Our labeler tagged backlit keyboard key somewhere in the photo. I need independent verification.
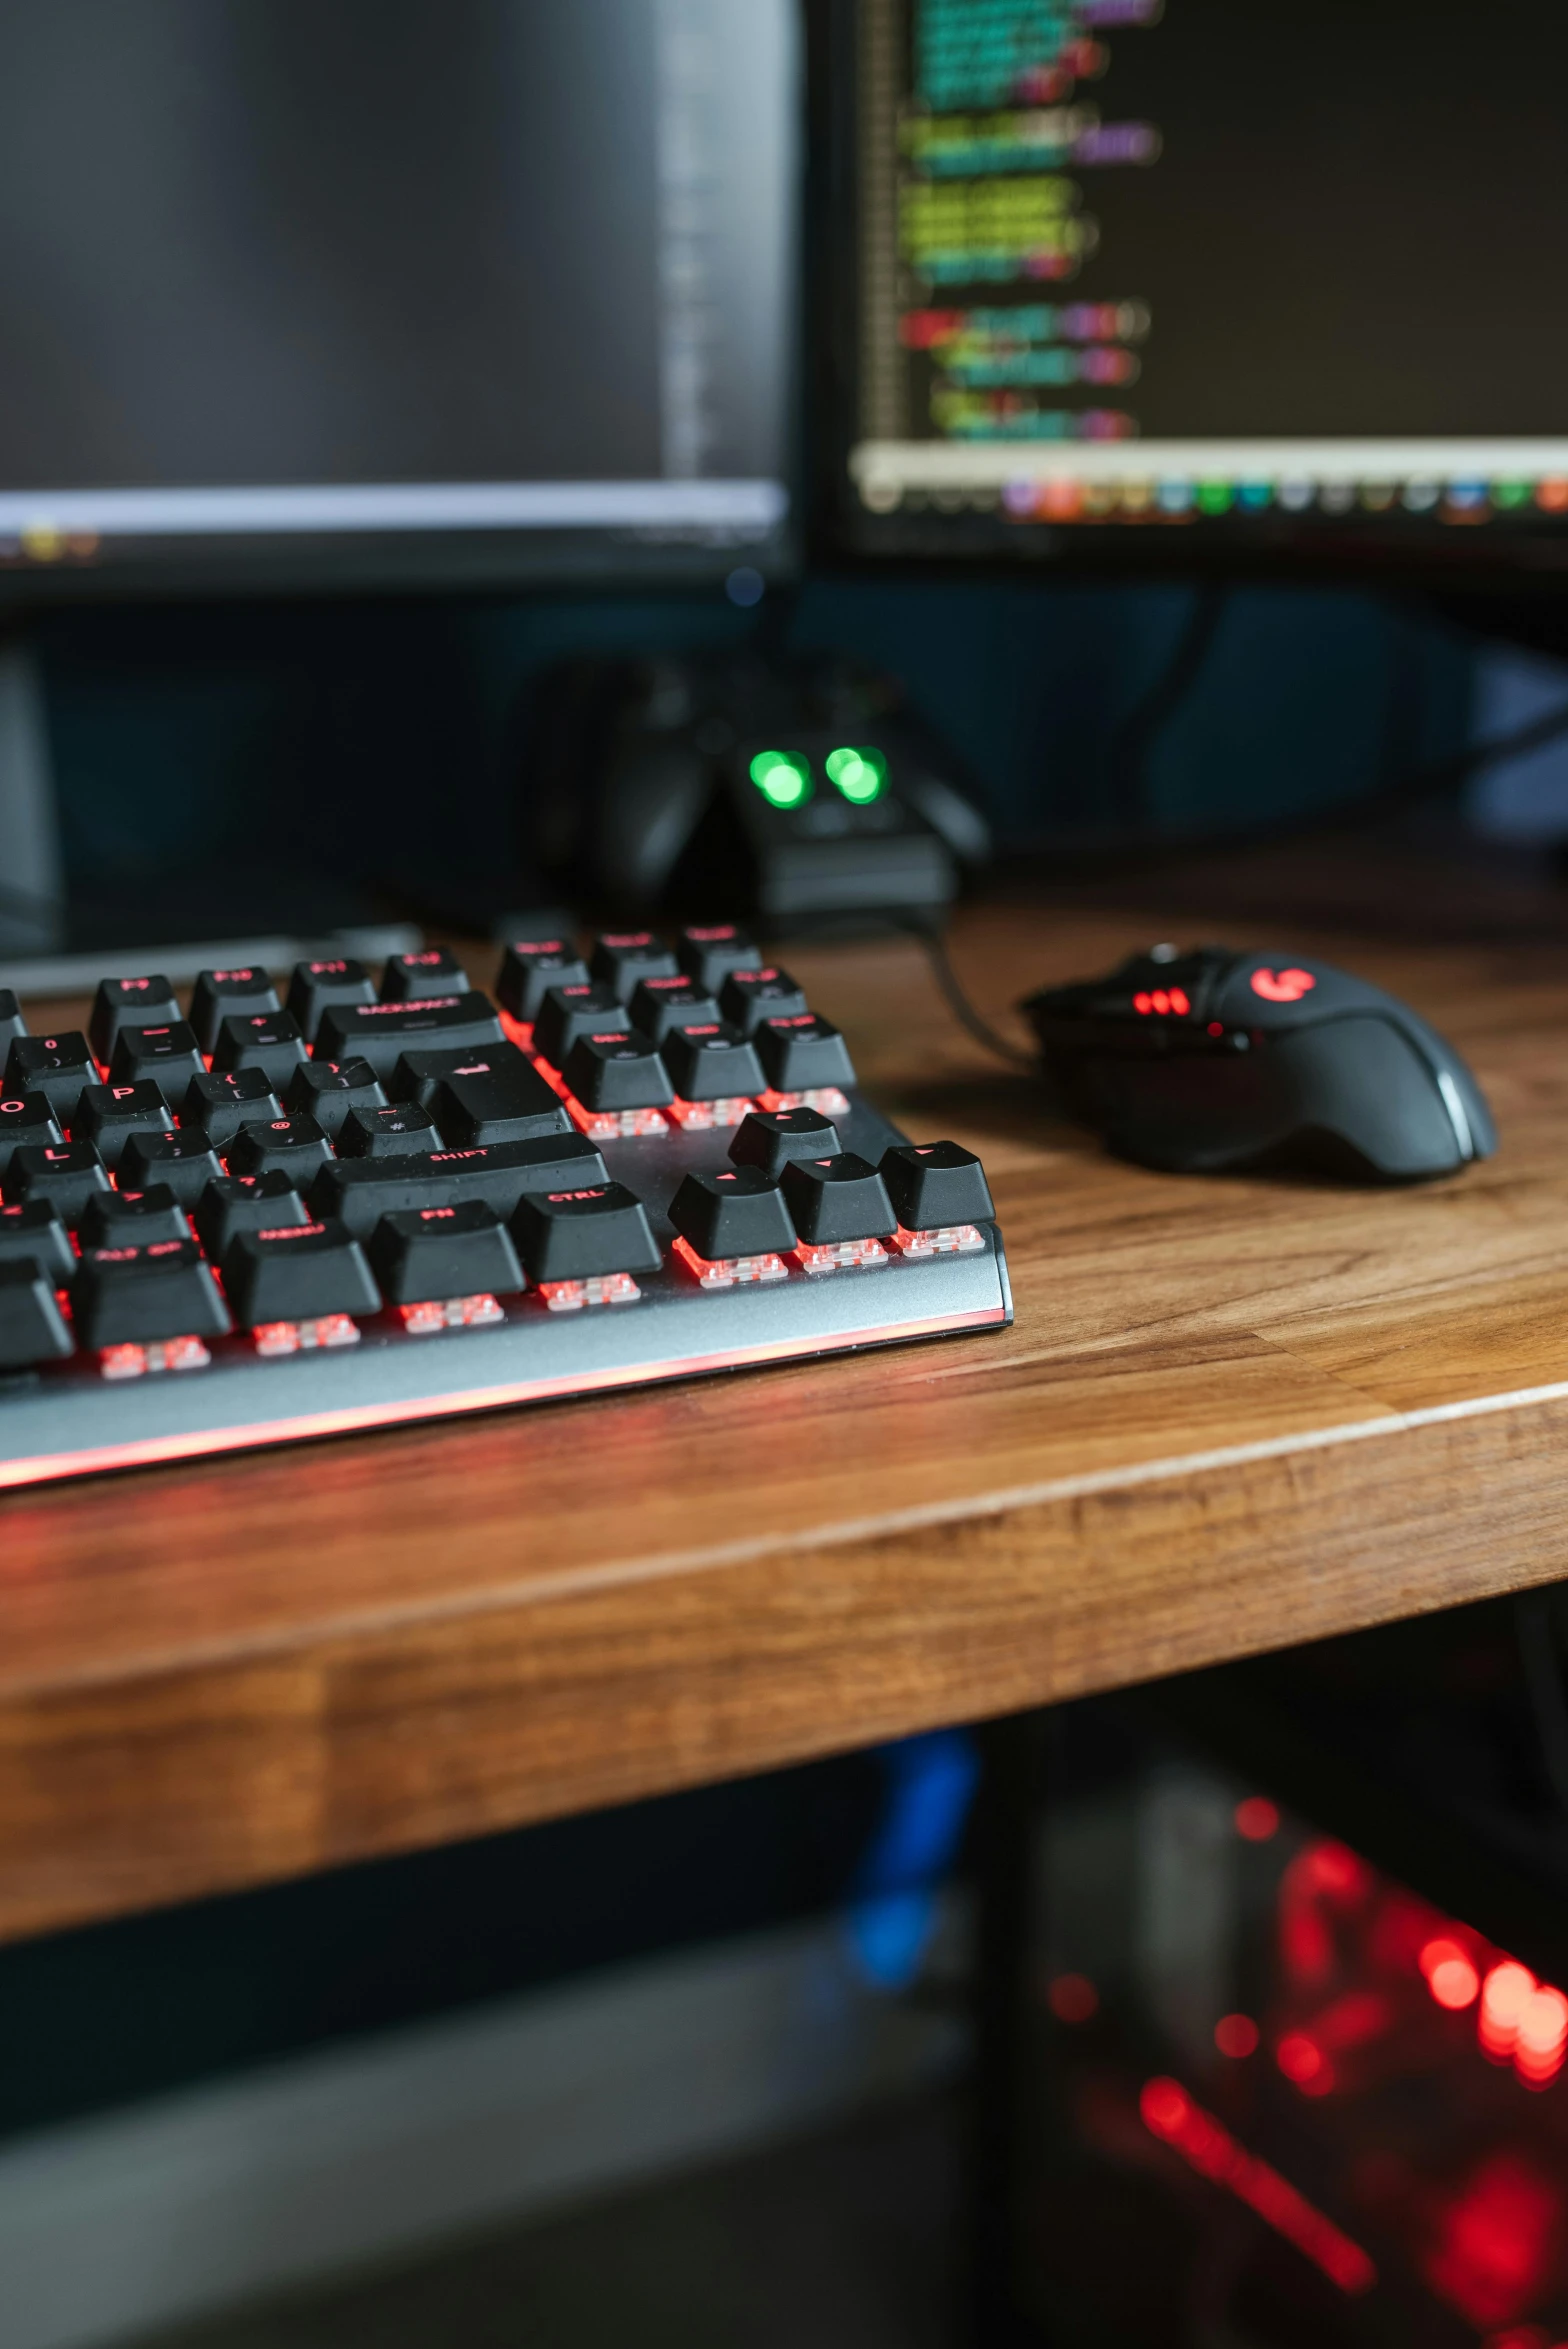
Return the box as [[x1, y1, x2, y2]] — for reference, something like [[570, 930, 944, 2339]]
[[661, 1023, 764, 1105], [0, 1093, 62, 1178], [560, 1033, 675, 1114], [878, 1141, 995, 1233], [779, 1153, 896, 1246], [0, 990, 24, 1044], [74, 1081, 176, 1170], [719, 967, 808, 1034], [72, 1238, 231, 1351], [728, 1106, 842, 1179], [0, 1261, 73, 1369], [88, 976, 180, 1061], [118, 1129, 226, 1206], [194, 1171, 309, 1261], [211, 1010, 309, 1088], [80, 1185, 190, 1248], [677, 924, 761, 992], [495, 939, 589, 1025], [629, 976, 722, 1043], [108, 1021, 205, 1088], [283, 1057, 387, 1136], [756, 1014, 855, 1095], [189, 968, 280, 1053], [181, 1067, 283, 1145], [286, 957, 375, 1042], [6, 1141, 112, 1225], [313, 993, 503, 1079], [368, 1200, 523, 1308], [533, 984, 631, 1069], [222, 1219, 380, 1333], [511, 1181, 661, 1284], [309, 1133, 609, 1237], [3, 1032, 94, 1120], [336, 1103, 441, 1159], [381, 947, 468, 1001], [589, 931, 678, 1000], [668, 1167, 794, 1262], [0, 1200, 74, 1284], [226, 1115, 335, 1182], [427, 1055, 576, 1145]]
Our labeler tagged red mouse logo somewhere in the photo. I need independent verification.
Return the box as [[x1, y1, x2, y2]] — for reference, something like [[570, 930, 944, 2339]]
[[1250, 966, 1316, 1004]]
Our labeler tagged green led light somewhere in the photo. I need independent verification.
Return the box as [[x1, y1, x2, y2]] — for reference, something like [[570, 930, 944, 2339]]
[[749, 750, 813, 809], [1196, 480, 1233, 515], [824, 745, 888, 804]]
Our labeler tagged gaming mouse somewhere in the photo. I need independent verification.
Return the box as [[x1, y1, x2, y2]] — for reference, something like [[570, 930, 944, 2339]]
[[1020, 944, 1496, 1181]]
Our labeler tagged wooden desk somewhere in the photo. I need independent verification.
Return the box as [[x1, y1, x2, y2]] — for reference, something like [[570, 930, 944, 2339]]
[[4, 905, 1567, 1946]]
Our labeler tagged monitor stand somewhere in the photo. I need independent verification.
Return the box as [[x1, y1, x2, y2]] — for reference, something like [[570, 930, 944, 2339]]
[[0, 637, 66, 957]]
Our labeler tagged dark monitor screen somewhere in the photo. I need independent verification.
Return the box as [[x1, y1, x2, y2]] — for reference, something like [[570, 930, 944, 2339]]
[[814, 0, 1568, 578], [0, 0, 796, 596]]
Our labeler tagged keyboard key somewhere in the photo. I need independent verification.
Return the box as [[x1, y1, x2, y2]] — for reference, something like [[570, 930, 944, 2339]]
[[286, 957, 375, 1042], [392, 1041, 567, 1127], [194, 1171, 309, 1261], [181, 1067, 283, 1145], [3, 1032, 95, 1120], [729, 1106, 842, 1179], [0, 1260, 73, 1369], [80, 1185, 190, 1248], [6, 1141, 112, 1225], [222, 1219, 381, 1331], [677, 924, 761, 992], [589, 931, 678, 1000], [380, 946, 468, 1001], [73, 1081, 176, 1170], [0, 1092, 63, 1178], [879, 1142, 995, 1232], [72, 1238, 231, 1350], [719, 967, 809, 1034], [88, 975, 180, 1061], [283, 1057, 387, 1136], [368, 1201, 524, 1306], [756, 1014, 856, 1094], [629, 976, 722, 1043], [661, 1023, 765, 1103], [511, 1181, 661, 1283], [313, 993, 503, 1079], [533, 983, 631, 1068], [108, 1020, 205, 1089], [427, 1054, 576, 1144], [118, 1129, 226, 1206], [0, 1200, 74, 1284], [211, 1010, 309, 1088], [226, 1115, 335, 1182], [495, 939, 589, 1025], [779, 1153, 896, 1245], [189, 968, 280, 1053], [337, 1103, 440, 1159], [0, 989, 26, 1043], [311, 1132, 608, 1237], [668, 1167, 795, 1262], [560, 1033, 675, 1113]]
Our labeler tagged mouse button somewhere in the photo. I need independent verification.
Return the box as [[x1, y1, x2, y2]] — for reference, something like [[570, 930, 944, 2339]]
[[1211, 954, 1381, 1028], [1270, 1016, 1464, 1178]]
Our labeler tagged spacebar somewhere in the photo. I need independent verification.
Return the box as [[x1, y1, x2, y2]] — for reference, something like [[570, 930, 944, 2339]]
[[308, 1134, 609, 1237]]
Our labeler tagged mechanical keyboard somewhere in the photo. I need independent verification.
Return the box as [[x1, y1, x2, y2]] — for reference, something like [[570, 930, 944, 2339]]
[[0, 922, 1012, 1489]]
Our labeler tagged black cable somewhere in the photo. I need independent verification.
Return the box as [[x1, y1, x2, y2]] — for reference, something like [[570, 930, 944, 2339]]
[[1106, 583, 1229, 829], [893, 914, 1038, 1071]]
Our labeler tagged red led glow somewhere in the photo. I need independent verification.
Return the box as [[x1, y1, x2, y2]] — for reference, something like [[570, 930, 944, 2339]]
[[1214, 2012, 1259, 2058], [1234, 1795, 1279, 1840], [1420, 1937, 1482, 2011], [1139, 2077, 1375, 2295], [1276, 2030, 1334, 2095], [1133, 986, 1191, 1017], [1250, 966, 1316, 1004], [670, 1235, 787, 1290], [1047, 1973, 1098, 2023], [1424, 2151, 1562, 2327], [1481, 1963, 1537, 2064]]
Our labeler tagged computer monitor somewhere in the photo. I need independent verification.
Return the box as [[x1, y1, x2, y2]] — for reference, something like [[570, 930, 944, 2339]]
[[0, 0, 797, 602], [809, 0, 1568, 581]]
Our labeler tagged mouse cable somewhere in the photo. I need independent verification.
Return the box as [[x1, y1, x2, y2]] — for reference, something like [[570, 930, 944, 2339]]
[[891, 913, 1039, 1071]]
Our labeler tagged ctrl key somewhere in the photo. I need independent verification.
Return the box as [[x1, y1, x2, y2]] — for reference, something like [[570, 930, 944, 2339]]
[[511, 1181, 660, 1307], [0, 1260, 73, 1370], [223, 1218, 381, 1353]]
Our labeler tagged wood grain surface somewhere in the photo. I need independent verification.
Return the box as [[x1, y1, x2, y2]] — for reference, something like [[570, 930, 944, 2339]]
[[4, 902, 1568, 1943]]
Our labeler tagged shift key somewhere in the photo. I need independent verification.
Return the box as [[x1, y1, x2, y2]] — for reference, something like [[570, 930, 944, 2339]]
[[308, 1132, 608, 1236]]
